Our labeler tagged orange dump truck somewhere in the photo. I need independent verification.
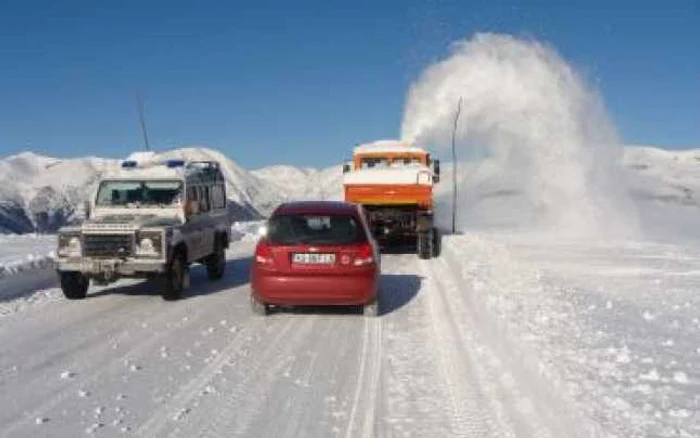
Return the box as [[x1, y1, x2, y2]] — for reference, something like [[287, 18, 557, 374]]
[[342, 140, 441, 259]]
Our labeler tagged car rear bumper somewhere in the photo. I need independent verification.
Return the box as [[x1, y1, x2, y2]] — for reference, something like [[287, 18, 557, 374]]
[[252, 271, 378, 306]]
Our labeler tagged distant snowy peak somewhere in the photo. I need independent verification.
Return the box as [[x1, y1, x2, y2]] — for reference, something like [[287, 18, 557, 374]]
[[252, 164, 344, 202]]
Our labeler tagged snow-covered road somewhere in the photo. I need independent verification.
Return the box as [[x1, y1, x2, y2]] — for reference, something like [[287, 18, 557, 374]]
[[1, 234, 698, 437]]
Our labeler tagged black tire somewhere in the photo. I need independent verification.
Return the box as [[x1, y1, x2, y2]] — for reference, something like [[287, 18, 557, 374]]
[[417, 230, 433, 259], [432, 227, 442, 258], [60, 272, 89, 300], [206, 241, 226, 281], [250, 293, 269, 316], [160, 252, 188, 301]]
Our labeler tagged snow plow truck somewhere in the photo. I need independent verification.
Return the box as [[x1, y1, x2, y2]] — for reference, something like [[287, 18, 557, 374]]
[[342, 140, 441, 259]]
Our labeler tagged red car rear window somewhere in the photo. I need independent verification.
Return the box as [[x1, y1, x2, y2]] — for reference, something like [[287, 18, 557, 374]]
[[267, 214, 367, 245]]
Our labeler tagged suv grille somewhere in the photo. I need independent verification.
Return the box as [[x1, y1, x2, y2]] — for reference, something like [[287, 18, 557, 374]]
[[83, 234, 135, 258]]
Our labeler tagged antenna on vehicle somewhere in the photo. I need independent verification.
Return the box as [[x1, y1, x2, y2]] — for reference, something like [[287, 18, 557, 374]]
[[451, 97, 463, 235], [136, 90, 151, 151]]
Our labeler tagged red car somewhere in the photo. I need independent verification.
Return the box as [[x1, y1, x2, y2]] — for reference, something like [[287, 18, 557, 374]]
[[250, 201, 380, 316]]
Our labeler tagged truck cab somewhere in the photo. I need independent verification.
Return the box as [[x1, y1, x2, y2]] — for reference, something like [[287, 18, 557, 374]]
[[342, 140, 441, 258], [56, 152, 232, 300]]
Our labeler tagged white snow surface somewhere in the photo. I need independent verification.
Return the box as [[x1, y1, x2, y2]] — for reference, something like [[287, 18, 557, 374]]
[[1, 228, 699, 437], [353, 139, 427, 154]]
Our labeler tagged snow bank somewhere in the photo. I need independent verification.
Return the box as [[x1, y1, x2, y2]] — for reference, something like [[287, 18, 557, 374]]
[[441, 232, 700, 437], [0, 234, 57, 300]]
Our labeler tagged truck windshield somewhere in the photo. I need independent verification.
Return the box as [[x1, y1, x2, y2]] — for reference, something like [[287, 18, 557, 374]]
[[389, 157, 423, 167], [267, 214, 367, 245], [95, 180, 183, 207], [360, 157, 423, 168], [360, 158, 389, 169]]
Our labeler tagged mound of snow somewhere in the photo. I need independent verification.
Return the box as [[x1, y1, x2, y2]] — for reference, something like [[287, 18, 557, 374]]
[[252, 164, 343, 202]]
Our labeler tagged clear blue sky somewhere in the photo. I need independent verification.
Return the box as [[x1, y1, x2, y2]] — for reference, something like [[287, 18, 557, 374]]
[[0, 0, 697, 168]]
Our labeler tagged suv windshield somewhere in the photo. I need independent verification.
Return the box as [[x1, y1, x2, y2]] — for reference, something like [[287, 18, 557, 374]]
[[267, 214, 366, 245], [96, 180, 183, 207]]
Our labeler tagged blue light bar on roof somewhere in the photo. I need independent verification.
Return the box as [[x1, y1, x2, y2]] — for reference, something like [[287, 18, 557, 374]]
[[164, 159, 186, 168], [121, 160, 138, 168]]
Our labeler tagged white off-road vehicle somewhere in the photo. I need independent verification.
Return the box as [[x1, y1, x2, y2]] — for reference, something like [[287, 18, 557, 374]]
[[56, 152, 232, 300]]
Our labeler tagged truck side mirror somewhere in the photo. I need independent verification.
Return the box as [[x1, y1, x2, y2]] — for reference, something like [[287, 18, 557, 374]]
[[84, 200, 92, 220], [342, 162, 352, 173], [433, 159, 441, 183]]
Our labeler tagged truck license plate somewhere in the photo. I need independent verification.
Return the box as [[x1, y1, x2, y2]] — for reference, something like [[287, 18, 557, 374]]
[[292, 253, 335, 265]]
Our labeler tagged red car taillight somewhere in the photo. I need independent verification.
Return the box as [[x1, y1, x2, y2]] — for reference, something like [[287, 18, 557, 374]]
[[353, 243, 375, 267], [255, 241, 275, 265]]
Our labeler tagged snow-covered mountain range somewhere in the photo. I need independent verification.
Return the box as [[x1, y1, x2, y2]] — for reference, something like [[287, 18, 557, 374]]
[[0, 147, 343, 234], [0, 145, 699, 234]]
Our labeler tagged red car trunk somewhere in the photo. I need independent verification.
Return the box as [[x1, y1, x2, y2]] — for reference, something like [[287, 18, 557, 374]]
[[251, 202, 379, 307]]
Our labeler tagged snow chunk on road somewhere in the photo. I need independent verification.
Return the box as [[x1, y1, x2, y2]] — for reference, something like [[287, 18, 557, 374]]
[[673, 371, 689, 384]]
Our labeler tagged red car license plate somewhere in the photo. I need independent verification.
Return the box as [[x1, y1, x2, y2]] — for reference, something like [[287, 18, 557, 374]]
[[292, 253, 335, 264]]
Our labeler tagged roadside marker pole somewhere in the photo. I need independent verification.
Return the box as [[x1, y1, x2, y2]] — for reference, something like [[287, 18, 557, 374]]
[[451, 97, 463, 235]]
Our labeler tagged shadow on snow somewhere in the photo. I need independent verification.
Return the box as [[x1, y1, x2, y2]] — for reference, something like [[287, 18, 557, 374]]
[[86, 255, 252, 300], [269, 273, 422, 317]]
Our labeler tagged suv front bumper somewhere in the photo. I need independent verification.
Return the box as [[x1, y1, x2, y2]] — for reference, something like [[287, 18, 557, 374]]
[[57, 257, 167, 277]]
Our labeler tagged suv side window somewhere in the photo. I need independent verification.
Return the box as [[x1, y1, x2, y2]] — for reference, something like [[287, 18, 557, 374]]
[[187, 185, 199, 214], [198, 186, 210, 213], [212, 184, 225, 209]]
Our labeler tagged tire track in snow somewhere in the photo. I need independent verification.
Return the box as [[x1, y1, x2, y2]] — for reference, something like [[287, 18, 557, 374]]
[[1, 283, 228, 437], [428, 240, 599, 437], [162, 316, 316, 438], [135, 314, 276, 437], [343, 313, 382, 438], [418, 258, 503, 437]]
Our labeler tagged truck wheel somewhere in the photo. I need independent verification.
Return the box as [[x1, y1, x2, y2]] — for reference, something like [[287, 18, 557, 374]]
[[417, 230, 433, 259], [206, 241, 226, 281], [250, 293, 269, 316], [160, 252, 188, 301], [60, 272, 89, 300], [432, 227, 442, 258]]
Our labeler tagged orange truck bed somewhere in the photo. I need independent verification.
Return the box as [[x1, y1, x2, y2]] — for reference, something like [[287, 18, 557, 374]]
[[344, 184, 433, 210]]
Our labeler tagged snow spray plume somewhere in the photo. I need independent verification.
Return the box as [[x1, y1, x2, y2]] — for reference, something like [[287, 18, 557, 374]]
[[402, 33, 635, 237]]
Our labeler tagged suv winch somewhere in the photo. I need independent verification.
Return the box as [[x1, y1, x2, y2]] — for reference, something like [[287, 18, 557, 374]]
[[56, 152, 232, 300]]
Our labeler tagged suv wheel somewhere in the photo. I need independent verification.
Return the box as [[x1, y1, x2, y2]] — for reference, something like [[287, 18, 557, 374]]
[[60, 272, 89, 299], [250, 293, 269, 316], [160, 252, 188, 301], [206, 241, 226, 281]]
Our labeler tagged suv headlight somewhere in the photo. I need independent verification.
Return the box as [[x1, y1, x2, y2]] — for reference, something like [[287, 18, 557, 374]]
[[136, 232, 163, 258], [58, 233, 82, 258]]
